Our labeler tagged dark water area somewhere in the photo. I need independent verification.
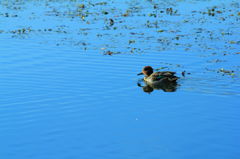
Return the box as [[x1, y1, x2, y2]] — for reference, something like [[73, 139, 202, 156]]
[[0, 0, 240, 158]]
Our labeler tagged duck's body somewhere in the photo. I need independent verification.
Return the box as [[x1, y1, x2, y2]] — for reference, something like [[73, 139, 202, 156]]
[[138, 66, 179, 84], [144, 71, 178, 83]]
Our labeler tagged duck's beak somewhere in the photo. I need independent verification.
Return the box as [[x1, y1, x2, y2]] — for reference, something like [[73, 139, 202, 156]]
[[137, 72, 143, 75]]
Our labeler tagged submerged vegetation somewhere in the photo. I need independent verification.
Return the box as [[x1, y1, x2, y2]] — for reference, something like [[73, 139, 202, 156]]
[[0, 0, 239, 78]]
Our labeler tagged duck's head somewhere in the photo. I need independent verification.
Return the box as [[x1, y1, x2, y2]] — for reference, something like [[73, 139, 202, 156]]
[[138, 66, 154, 77]]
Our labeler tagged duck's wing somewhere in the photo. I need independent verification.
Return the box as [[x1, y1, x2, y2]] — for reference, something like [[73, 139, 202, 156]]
[[151, 71, 178, 82], [154, 71, 176, 77]]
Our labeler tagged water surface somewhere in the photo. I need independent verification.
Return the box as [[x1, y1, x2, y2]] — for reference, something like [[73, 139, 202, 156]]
[[0, 0, 240, 158]]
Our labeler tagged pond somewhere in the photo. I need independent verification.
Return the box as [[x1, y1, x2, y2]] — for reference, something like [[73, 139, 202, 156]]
[[0, 0, 240, 158]]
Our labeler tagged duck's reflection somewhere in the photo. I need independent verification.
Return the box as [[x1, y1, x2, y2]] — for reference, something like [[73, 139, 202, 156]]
[[137, 80, 178, 93]]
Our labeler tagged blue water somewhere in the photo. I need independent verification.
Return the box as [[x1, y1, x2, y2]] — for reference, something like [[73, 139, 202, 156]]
[[0, 0, 240, 158]]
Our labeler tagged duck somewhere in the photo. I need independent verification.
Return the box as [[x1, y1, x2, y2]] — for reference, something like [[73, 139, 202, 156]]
[[137, 66, 179, 84]]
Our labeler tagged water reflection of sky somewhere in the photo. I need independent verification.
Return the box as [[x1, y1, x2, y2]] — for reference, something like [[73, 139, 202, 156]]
[[0, 0, 240, 159]]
